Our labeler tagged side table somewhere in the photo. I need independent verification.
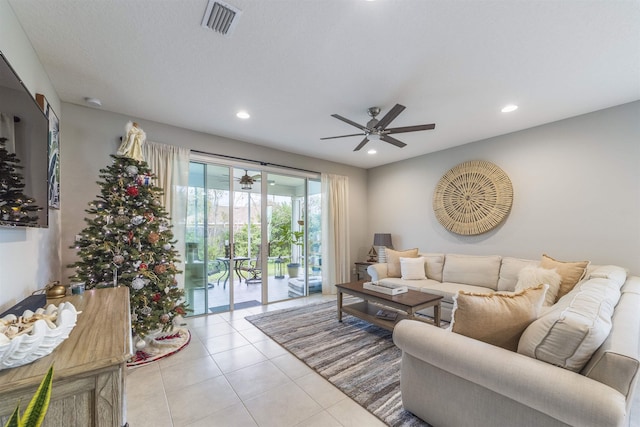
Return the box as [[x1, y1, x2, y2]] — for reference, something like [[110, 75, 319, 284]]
[[355, 261, 373, 281]]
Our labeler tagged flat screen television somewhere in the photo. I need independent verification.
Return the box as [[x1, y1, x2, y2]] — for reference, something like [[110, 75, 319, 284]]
[[0, 50, 49, 228]]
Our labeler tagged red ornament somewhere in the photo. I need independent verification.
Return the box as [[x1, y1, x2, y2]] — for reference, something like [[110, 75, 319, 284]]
[[152, 293, 162, 302], [175, 307, 186, 315], [154, 264, 167, 274], [126, 186, 139, 197], [139, 262, 148, 270]]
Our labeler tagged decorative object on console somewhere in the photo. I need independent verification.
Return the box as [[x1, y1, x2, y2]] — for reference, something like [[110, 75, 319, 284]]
[[366, 246, 377, 262], [373, 233, 393, 263], [449, 283, 548, 351], [433, 160, 513, 235], [0, 302, 79, 370]]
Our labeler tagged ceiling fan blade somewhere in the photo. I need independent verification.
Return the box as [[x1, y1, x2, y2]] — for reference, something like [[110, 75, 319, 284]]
[[386, 123, 436, 134], [320, 133, 365, 140], [381, 134, 407, 148], [331, 114, 368, 132], [353, 137, 370, 151], [374, 104, 406, 130]]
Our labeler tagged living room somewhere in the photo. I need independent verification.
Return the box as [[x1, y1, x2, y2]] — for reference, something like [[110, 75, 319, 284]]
[[1, 1, 639, 426]]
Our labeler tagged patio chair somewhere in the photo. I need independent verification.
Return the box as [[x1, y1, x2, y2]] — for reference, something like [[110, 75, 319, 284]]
[[239, 249, 262, 284]]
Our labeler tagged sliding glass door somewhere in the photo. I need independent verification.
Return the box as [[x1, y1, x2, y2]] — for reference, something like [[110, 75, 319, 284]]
[[185, 160, 322, 316]]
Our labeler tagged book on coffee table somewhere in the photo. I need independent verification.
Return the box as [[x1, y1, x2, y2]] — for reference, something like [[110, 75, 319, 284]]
[[363, 281, 408, 295], [375, 309, 398, 321]]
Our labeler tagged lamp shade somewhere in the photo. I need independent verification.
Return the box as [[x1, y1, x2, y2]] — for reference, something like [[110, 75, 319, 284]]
[[373, 233, 392, 248]]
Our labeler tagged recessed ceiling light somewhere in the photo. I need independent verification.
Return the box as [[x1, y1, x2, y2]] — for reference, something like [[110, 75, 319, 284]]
[[367, 149, 377, 155], [236, 110, 250, 119], [501, 104, 518, 113]]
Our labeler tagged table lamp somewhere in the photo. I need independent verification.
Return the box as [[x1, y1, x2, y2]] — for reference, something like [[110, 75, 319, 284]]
[[373, 233, 393, 263]]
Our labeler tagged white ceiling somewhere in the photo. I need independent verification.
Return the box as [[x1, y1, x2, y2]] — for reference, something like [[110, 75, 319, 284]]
[[8, 0, 640, 169]]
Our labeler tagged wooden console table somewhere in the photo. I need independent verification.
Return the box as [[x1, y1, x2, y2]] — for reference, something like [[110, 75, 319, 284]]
[[0, 287, 132, 427]]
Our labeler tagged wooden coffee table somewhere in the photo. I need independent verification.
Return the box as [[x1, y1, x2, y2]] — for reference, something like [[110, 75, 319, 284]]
[[335, 280, 443, 330]]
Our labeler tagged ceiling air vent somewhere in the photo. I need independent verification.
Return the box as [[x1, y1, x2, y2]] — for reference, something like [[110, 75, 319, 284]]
[[201, 0, 242, 37]]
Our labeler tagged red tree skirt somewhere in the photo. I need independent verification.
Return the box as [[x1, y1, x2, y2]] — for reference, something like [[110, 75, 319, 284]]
[[127, 328, 191, 367]]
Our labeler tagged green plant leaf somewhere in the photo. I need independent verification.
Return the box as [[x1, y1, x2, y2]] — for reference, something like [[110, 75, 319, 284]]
[[3, 405, 21, 427], [20, 366, 54, 427]]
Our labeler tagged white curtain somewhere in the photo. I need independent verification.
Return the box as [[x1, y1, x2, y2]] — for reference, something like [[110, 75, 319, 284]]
[[142, 141, 190, 288], [321, 173, 350, 295], [0, 113, 15, 153]]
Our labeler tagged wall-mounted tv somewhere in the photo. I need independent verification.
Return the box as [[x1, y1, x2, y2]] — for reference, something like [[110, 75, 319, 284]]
[[0, 50, 49, 228]]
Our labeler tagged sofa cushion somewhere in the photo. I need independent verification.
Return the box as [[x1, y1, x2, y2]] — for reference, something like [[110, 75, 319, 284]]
[[400, 257, 427, 280], [515, 265, 562, 306], [418, 252, 445, 282], [386, 248, 419, 278], [449, 284, 547, 351], [586, 265, 628, 287], [442, 254, 502, 290], [540, 254, 589, 301], [420, 282, 497, 304], [518, 277, 621, 372], [497, 257, 538, 291]]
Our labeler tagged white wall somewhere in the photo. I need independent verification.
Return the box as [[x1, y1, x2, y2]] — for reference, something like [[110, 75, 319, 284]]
[[367, 101, 640, 274], [60, 103, 369, 282], [0, 0, 61, 312]]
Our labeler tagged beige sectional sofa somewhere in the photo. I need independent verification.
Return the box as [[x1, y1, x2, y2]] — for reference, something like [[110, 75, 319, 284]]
[[368, 253, 640, 427]]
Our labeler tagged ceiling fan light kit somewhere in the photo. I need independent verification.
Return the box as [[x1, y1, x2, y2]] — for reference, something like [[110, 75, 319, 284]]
[[321, 104, 435, 152]]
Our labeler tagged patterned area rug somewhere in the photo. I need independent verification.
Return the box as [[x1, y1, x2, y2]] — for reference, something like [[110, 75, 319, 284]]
[[246, 300, 437, 427], [127, 328, 191, 368]]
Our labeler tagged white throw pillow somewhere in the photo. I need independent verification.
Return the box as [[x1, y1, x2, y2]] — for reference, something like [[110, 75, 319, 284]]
[[400, 257, 427, 280], [515, 265, 562, 306]]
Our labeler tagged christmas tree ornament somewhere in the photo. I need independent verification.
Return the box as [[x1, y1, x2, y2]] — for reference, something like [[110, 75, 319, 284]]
[[163, 243, 172, 251], [160, 314, 170, 324], [125, 165, 139, 176], [126, 186, 139, 197], [113, 255, 125, 265], [154, 264, 166, 275], [131, 277, 146, 290], [131, 215, 145, 225], [115, 215, 129, 226], [148, 232, 160, 244]]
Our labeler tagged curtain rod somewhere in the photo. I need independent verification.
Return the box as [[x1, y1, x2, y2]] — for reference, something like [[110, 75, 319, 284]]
[[190, 149, 320, 175]]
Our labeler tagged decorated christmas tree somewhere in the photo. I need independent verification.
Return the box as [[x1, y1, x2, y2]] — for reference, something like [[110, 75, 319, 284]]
[[0, 137, 41, 224], [69, 126, 187, 341]]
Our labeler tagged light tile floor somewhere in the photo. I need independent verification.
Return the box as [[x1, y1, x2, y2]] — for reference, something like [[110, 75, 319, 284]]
[[126, 294, 387, 427]]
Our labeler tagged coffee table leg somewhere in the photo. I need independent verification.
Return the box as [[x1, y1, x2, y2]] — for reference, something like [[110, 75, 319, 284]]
[[434, 303, 441, 327], [337, 290, 343, 322]]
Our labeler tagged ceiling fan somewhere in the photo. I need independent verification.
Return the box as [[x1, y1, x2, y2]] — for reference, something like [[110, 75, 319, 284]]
[[236, 170, 260, 190], [321, 104, 435, 151]]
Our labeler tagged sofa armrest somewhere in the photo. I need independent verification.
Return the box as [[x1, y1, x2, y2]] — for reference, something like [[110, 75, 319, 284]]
[[367, 263, 388, 281], [393, 320, 627, 427]]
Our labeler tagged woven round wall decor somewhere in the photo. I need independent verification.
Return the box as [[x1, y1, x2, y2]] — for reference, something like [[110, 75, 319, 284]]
[[433, 160, 513, 235]]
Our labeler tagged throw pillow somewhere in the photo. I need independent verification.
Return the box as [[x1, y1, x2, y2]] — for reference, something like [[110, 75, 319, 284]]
[[449, 284, 548, 351], [515, 265, 562, 306], [540, 254, 589, 302], [386, 248, 419, 278], [400, 257, 427, 280]]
